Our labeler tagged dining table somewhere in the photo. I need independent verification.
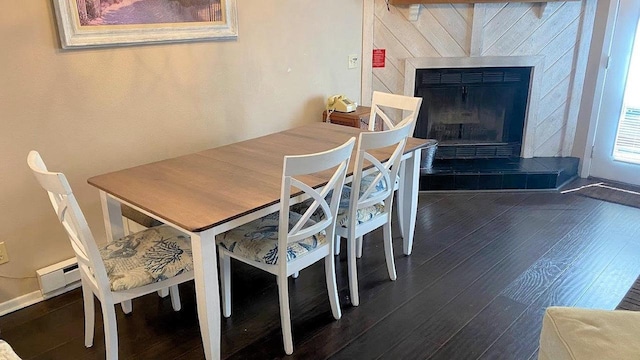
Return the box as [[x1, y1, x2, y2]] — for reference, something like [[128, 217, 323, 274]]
[[87, 121, 434, 359]]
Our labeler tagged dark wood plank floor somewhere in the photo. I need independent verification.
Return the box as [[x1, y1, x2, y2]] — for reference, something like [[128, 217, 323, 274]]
[[3, 187, 640, 359]]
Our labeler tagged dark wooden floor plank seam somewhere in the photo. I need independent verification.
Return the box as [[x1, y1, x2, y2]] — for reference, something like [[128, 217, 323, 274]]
[[1, 294, 84, 333], [426, 198, 609, 360], [395, 196, 597, 358], [477, 201, 640, 359], [330, 194, 561, 359], [285, 193, 535, 359], [500, 199, 614, 303], [427, 296, 528, 360], [572, 217, 640, 310], [326, 195, 540, 356], [376, 194, 596, 359], [573, 241, 640, 309]]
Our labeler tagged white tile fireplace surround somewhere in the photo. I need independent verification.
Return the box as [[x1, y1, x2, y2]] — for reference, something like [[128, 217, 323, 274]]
[[404, 56, 544, 158]]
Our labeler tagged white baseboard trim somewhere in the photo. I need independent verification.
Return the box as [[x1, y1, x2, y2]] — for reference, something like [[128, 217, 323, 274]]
[[0, 291, 44, 317]]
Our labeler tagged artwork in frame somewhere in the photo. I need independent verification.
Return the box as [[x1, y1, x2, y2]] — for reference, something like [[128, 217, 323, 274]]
[[53, 0, 238, 49]]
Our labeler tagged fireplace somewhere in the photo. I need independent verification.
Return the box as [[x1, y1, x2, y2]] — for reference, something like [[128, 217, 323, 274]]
[[402, 56, 579, 191], [413, 66, 532, 159]]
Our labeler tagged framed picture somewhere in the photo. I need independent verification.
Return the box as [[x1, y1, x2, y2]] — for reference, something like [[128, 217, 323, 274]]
[[53, 0, 238, 49]]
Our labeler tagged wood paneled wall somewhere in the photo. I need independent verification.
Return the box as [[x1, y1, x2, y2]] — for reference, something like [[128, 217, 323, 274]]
[[364, 0, 596, 157]]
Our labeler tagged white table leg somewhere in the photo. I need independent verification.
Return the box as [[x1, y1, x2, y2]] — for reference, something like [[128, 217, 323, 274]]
[[396, 161, 406, 239], [190, 228, 221, 360], [400, 149, 421, 255], [99, 191, 125, 242]]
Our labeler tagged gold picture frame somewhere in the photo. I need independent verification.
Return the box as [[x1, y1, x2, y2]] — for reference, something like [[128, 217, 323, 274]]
[[53, 0, 238, 49]]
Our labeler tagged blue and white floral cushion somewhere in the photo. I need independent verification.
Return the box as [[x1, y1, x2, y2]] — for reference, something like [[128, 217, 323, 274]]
[[360, 172, 400, 193], [99, 225, 193, 292], [290, 185, 385, 227], [359, 172, 389, 194], [336, 186, 385, 227], [216, 212, 326, 265]]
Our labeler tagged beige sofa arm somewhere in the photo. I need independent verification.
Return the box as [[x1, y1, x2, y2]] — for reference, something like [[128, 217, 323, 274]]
[[539, 306, 640, 360]]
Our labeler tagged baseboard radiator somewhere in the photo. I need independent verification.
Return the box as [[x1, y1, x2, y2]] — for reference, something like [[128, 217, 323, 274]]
[[36, 258, 81, 299]]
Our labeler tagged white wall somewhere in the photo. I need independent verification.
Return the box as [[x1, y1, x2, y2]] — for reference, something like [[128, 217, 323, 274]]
[[0, 1, 363, 304]]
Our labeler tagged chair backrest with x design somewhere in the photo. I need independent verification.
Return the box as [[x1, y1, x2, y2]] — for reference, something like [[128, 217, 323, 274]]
[[368, 91, 422, 133], [276, 137, 356, 272], [28, 151, 111, 295], [216, 137, 356, 355], [349, 118, 413, 229]]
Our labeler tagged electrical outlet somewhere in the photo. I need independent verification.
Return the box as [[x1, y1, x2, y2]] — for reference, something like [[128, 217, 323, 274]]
[[0, 242, 8, 264], [348, 54, 358, 69]]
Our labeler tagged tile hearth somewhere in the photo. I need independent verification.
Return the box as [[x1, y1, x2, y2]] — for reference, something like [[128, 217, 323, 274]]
[[420, 157, 579, 191]]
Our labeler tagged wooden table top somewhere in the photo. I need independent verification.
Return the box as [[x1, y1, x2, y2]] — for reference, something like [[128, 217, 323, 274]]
[[88, 122, 434, 233]]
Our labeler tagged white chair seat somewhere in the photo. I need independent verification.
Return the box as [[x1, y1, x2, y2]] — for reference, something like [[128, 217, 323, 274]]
[[100, 225, 193, 291], [217, 212, 327, 265]]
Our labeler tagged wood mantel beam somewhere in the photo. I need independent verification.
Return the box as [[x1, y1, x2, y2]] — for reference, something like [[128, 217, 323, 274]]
[[397, 0, 576, 20], [390, 0, 579, 3]]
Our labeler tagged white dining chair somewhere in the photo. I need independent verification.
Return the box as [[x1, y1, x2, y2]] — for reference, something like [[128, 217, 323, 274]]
[[368, 91, 422, 133], [335, 118, 414, 306], [216, 137, 356, 355], [369, 91, 423, 254], [336, 91, 423, 257], [27, 151, 194, 360]]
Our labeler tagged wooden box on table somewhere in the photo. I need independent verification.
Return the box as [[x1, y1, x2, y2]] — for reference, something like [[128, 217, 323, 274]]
[[323, 106, 382, 131]]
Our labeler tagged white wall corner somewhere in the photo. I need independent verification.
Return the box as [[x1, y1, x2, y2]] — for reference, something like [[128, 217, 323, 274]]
[[361, 0, 375, 105], [562, 0, 599, 158]]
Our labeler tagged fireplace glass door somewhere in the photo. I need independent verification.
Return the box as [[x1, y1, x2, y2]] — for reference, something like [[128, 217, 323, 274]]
[[414, 67, 532, 159]]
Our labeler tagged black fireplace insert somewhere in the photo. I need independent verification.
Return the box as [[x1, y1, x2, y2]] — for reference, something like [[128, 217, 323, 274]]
[[413, 66, 532, 159]]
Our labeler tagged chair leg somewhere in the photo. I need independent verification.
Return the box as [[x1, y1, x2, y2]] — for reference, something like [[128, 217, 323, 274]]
[[334, 235, 341, 256], [277, 275, 294, 355], [356, 236, 363, 259], [81, 282, 95, 348], [157, 288, 169, 298], [101, 300, 119, 360], [324, 255, 342, 320], [219, 249, 232, 318], [169, 285, 181, 311], [396, 162, 406, 239], [120, 300, 132, 314], [383, 223, 397, 281], [347, 234, 360, 306]]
